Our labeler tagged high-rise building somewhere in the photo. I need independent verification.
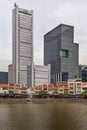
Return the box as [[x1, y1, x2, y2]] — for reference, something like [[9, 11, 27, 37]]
[[44, 24, 79, 83], [8, 64, 13, 84], [27, 63, 51, 87], [12, 4, 33, 85], [79, 65, 87, 82]]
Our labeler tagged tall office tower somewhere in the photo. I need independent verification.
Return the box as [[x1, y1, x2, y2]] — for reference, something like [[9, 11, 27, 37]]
[[79, 65, 87, 82], [44, 24, 79, 83], [8, 64, 13, 84], [12, 4, 33, 85]]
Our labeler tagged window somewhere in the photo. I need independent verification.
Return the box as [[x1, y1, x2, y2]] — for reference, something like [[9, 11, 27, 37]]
[[70, 91, 74, 94], [60, 49, 69, 58], [77, 83, 81, 86], [70, 87, 73, 90], [69, 83, 73, 86], [62, 72, 68, 81]]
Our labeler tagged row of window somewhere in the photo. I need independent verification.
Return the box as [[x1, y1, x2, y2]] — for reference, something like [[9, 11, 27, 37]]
[[18, 13, 32, 30]]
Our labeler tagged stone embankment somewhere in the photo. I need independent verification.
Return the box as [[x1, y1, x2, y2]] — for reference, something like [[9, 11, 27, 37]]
[[0, 98, 28, 104], [31, 98, 87, 103], [0, 98, 87, 104]]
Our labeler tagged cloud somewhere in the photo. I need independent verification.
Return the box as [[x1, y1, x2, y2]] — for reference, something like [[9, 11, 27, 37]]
[[0, 0, 87, 71], [33, 0, 87, 65], [0, 59, 11, 71]]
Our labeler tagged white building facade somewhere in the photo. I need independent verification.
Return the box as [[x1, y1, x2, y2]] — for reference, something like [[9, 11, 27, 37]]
[[27, 63, 51, 87], [68, 78, 82, 95], [12, 5, 33, 85]]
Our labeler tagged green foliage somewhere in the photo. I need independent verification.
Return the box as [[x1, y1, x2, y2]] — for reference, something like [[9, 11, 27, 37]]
[[35, 91, 39, 95], [53, 91, 58, 95], [38, 90, 46, 95], [82, 90, 87, 95]]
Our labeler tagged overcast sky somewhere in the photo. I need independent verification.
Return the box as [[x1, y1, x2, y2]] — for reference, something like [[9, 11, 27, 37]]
[[0, 0, 87, 71]]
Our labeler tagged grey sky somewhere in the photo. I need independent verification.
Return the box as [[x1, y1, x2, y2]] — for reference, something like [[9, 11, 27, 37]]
[[0, 0, 87, 71]]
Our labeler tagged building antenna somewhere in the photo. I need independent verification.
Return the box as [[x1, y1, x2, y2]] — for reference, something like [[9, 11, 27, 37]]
[[14, 3, 18, 7]]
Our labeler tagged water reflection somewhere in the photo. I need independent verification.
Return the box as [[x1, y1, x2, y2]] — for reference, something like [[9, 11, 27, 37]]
[[0, 102, 87, 130]]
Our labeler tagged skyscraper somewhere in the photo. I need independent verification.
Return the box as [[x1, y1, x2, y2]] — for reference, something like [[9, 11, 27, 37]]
[[44, 24, 79, 83], [8, 64, 13, 84], [79, 65, 87, 82], [12, 4, 33, 84]]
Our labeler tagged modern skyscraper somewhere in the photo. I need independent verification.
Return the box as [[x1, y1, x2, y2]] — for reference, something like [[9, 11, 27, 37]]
[[12, 4, 33, 85], [8, 64, 13, 84], [44, 24, 79, 83], [79, 65, 87, 82]]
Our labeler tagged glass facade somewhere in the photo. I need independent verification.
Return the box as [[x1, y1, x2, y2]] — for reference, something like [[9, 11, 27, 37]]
[[62, 72, 68, 81], [0, 72, 8, 84], [44, 24, 79, 83], [62, 50, 69, 58]]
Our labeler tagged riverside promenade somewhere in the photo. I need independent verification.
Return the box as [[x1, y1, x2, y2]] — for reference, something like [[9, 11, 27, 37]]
[[0, 97, 87, 104], [0, 98, 28, 104]]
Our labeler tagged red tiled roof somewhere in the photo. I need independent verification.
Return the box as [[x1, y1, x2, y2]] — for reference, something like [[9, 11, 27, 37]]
[[0, 84, 14, 88], [63, 85, 68, 90], [48, 87, 54, 90], [30, 87, 35, 90], [30, 84, 68, 91], [43, 84, 47, 89], [35, 85, 43, 89], [82, 82, 87, 86]]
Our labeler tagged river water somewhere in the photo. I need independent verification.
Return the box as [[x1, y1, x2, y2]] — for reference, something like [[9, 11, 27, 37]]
[[0, 101, 87, 130]]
